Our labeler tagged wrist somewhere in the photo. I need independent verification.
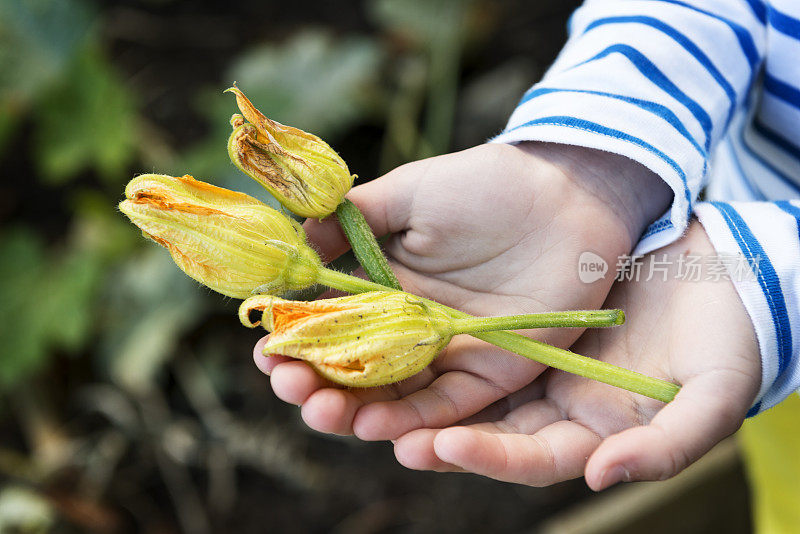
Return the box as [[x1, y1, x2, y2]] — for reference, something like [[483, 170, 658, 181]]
[[517, 142, 672, 250]]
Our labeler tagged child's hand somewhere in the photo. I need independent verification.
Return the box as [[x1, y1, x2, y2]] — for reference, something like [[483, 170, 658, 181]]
[[256, 142, 671, 440], [390, 221, 761, 489]]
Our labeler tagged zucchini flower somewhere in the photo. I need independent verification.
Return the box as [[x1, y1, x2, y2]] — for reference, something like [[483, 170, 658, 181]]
[[119, 173, 322, 299], [226, 84, 354, 218], [240, 291, 453, 387]]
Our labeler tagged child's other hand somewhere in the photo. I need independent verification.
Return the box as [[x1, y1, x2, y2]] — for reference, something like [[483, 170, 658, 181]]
[[392, 221, 760, 489], [257, 142, 671, 441]]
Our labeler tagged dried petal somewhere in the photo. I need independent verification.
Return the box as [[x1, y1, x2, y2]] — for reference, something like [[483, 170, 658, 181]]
[[226, 84, 354, 218]]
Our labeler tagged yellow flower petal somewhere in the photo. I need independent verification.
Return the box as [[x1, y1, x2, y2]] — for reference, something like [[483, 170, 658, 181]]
[[119, 173, 322, 299], [240, 292, 454, 387]]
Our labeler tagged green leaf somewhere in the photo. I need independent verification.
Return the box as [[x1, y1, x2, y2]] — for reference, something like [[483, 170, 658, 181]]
[[0, 209, 122, 390], [33, 48, 138, 184], [0, 0, 94, 104], [98, 248, 209, 395], [0, 231, 99, 389], [369, 0, 472, 47], [0, 230, 50, 387], [0, 0, 95, 156], [224, 30, 384, 139]]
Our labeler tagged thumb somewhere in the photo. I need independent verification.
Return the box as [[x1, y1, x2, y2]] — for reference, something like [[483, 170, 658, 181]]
[[584, 370, 753, 491], [303, 161, 420, 262]]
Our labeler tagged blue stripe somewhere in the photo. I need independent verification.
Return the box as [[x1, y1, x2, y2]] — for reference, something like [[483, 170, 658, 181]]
[[764, 72, 800, 111], [507, 115, 692, 218], [711, 201, 792, 378], [745, 0, 767, 23], [573, 44, 713, 150], [641, 218, 674, 239], [769, 7, 800, 39], [645, 0, 760, 72], [753, 117, 800, 162], [583, 16, 737, 128], [519, 87, 706, 159], [746, 402, 762, 418]]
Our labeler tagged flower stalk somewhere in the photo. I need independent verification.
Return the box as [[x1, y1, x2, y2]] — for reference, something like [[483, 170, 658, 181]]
[[335, 199, 402, 290], [449, 309, 625, 333]]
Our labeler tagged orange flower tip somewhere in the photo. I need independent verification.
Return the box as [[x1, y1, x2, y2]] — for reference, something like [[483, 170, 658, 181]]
[[239, 295, 280, 329]]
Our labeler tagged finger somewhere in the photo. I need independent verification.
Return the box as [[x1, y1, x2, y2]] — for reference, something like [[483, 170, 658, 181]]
[[456, 378, 549, 426], [269, 361, 336, 405], [273, 364, 436, 433], [584, 370, 752, 491], [393, 429, 464, 472], [302, 162, 420, 261], [352, 339, 543, 441], [253, 335, 294, 375], [352, 369, 512, 441], [432, 420, 603, 486], [392, 395, 563, 473], [301, 388, 364, 436], [299, 369, 441, 434]]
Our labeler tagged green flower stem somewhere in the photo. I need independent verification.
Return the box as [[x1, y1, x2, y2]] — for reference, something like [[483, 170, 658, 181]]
[[335, 199, 403, 290], [314, 268, 680, 403], [315, 267, 391, 293], [450, 309, 625, 333]]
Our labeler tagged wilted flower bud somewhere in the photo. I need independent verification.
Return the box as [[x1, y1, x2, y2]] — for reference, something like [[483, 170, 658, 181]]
[[226, 84, 354, 218], [240, 291, 454, 387], [119, 173, 322, 299]]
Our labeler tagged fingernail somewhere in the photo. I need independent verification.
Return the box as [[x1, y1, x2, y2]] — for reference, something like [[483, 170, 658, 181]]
[[599, 465, 629, 490]]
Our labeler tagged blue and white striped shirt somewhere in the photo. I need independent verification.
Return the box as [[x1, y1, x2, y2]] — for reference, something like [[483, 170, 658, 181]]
[[494, 0, 800, 415]]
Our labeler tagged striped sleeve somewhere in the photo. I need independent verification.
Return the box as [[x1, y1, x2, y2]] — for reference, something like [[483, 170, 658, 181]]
[[695, 200, 800, 415], [492, 0, 767, 253]]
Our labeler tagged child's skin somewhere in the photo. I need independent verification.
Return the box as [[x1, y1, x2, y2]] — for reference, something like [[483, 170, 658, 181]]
[[253, 142, 761, 489]]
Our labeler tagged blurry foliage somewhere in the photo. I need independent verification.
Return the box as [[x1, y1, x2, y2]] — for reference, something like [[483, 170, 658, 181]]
[[0, 199, 130, 389], [101, 248, 206, 396], [0, 0, 149, 393], [34, 47, 138, 184], [0, 0, 94, 150], [0, 0, 562, 530], [224, 31, 384, 138]]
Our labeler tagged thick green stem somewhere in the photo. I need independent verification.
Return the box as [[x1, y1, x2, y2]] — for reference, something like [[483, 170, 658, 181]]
[[315, 268, 679, 403], [335, 199, 402, 290], [450, 309, 625, 334], [468, 330, 679, 403]]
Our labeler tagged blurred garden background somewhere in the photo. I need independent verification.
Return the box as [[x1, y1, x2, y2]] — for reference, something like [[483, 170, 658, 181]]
[[0, 0, 754, 532]]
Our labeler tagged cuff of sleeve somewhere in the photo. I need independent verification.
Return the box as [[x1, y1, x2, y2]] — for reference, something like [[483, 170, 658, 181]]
[[695, 201, 800, 416], [491, 120, 692, 256]]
